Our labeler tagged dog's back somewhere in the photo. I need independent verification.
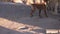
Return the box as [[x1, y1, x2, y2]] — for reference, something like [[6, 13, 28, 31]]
[[26, 0, 47, 5]]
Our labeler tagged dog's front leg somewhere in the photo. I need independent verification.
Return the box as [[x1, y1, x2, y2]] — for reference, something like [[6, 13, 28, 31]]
[[30, 6, 36, 17]]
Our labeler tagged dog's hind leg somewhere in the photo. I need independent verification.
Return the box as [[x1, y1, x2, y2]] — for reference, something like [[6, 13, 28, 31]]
[[43, 6, 48, 17]]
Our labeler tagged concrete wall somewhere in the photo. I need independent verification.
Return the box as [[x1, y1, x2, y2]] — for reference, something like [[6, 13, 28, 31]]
[[48, 0, 58, 15], [58, 0, 60, 13]]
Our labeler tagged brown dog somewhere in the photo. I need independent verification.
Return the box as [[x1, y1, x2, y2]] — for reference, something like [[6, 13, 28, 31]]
[[30, 0, 48, 17]]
